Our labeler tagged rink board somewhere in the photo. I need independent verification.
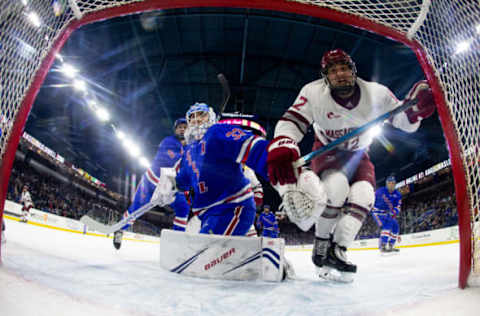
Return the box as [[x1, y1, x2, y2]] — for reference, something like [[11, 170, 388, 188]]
[[3, 199, 460, 250]]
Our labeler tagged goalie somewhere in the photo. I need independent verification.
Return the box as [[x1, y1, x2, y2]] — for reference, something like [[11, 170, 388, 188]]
[[267, 49, 436, 282], [155, 103, 323, 281]]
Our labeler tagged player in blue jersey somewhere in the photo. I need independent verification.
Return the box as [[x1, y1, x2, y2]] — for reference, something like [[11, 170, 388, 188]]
[[176, 102, 269, 236], [113, 118, 190, 249], [257, 205, 279, 238], [371, 175, 402, 253]]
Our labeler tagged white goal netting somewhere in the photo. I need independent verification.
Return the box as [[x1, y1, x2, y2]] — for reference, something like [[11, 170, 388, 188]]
[[0, 0, 479, 287]]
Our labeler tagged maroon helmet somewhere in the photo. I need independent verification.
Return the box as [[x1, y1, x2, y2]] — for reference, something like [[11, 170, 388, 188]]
[[320, 49, 356, 76]]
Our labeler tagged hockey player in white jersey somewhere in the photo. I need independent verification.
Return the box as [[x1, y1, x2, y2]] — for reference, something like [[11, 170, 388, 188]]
[[267, 49, 436, 281], [20, 185, 34, 223]]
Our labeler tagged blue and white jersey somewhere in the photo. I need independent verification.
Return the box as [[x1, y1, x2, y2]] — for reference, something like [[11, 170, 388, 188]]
[[152, 135, 185, 169], [123, 135, 186, 230], [176, 123, 268, 217], [257, 212, 279, 233], [372, 186, 402, 217]]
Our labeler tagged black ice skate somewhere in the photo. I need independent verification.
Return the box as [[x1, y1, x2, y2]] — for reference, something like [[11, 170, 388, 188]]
[[388, 244, 400, 252], [113, 230, 123, 250], [316, 243, 356, 283], [312, 236, 331, 268], [380, 243, 399, 256], [380, 243, 389, 253]]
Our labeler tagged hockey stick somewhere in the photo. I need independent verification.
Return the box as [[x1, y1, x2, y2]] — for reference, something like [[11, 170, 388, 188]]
[[217, 73, 231, 114], [292, 99, 417, 168], [80, 200, 159, 234]]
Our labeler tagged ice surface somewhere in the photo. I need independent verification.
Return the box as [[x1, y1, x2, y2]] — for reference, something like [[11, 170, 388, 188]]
[[1, 218, 479, 316]]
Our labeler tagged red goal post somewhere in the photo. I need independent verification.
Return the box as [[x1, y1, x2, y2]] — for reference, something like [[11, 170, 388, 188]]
[[0, 0, 478, 288]]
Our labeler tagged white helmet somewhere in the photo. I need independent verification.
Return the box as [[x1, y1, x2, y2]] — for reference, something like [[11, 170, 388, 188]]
[[185, 102, 217, 142]]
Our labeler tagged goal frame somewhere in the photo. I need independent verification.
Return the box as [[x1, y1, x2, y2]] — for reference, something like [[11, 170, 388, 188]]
[[0, 0, 471, 288]]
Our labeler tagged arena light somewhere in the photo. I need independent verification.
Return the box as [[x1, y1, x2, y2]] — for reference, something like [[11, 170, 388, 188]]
[[86, 99, 97, 108], [73, 79, 86, 92], [116, 130, 126, 140], [139, 157, 150, 168], [60, 63, 78, 78], [128, 143, 141, 158], [22, 0, 28, 6], [477, 24, 480, 34], [455, 40, 471, 54], [27, 12, 41, 28], [122, 138, 142, 158], [95, 107, 110, 122]]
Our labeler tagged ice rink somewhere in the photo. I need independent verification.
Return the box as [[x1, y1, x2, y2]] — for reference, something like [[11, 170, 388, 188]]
[[1, 217, 479, 316]]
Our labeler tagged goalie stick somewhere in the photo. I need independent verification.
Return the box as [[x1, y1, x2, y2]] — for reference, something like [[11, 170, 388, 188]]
[[293, 99, 418, 168], [81, 167, 176, 234], [80, 200, 159, 234]]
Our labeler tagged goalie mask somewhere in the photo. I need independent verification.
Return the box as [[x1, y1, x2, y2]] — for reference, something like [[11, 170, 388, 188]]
[[275, 169, 327, 232], [320, 49, 357, 96], [185, 102, 217, 142]]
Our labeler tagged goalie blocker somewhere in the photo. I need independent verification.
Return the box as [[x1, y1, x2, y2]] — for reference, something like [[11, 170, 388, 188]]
[[160, 230, 288, 282]]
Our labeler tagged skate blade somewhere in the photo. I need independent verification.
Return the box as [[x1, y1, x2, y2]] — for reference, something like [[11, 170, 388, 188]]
[[315, 266, 354, 283], [380, 251, 398, 256]]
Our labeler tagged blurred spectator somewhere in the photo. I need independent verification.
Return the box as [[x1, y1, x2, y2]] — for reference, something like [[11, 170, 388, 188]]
[[7, 158, 165, 236], [20, 185, 34, 223]]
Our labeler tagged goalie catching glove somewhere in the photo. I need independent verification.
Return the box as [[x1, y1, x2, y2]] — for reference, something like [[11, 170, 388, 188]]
[[403, 80, 436, 123], [267, 136, 302, 185], [275, 169, 327, 231]]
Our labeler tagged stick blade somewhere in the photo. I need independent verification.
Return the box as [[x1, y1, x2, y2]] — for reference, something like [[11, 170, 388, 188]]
[[217, 73, 231, 113], [80, 215, 114, 234]]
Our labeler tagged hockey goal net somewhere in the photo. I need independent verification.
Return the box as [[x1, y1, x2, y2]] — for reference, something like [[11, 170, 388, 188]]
[[0, 0, 478, 288]]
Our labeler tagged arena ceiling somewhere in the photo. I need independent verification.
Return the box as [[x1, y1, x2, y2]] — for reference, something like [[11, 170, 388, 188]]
[[26, 7, 449, 190]]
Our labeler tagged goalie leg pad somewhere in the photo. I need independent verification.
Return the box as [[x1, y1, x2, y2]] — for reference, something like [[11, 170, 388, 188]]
[[160, 229, 286, 282], [320, 169, 349, 207]]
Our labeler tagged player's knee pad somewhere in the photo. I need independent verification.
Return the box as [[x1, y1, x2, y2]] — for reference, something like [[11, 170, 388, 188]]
[[320, 169, 349, 208], [346, 181, 374, 222]]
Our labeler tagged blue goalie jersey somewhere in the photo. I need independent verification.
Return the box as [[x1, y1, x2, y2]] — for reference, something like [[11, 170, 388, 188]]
[[176, 123, 269, 218]]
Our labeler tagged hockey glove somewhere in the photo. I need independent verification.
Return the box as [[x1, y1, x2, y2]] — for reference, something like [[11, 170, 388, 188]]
[[254, 191, 264, 207], [267, 136, 301, 185], [404, 80, 436, 123]]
